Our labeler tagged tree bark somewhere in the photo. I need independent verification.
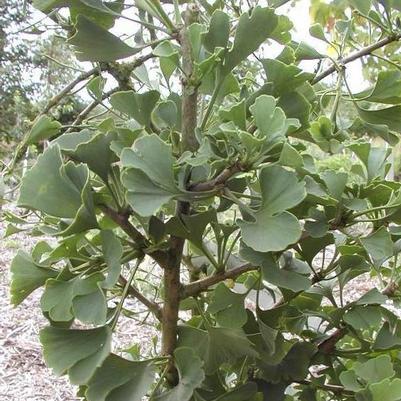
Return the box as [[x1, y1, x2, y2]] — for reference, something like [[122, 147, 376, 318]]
[[161, 4, 199, 385]]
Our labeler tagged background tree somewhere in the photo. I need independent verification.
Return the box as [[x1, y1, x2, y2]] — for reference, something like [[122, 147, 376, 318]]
[[0, 0, 83, 149], [8, 1, 401, 400]]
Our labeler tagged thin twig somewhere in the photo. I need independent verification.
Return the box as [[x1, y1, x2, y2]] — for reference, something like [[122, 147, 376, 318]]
[[311, 33, 401, 84], [181, 262, 256, 298], [118, 274, 163, 321]]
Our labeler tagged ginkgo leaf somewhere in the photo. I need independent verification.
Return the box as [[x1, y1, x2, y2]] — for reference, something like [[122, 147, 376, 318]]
[[68, 15, 141, 61], [222, 7, 278, 75], [24, 115, 62, 145], [10, 250, 58, 306], [40, 326, 111, 383], [86, 354, 155, 401], [122, 168, 179, 216], [155, 348, 205, 401], [110, 91, 160, 128], [239, 165, 305, 252], [121, 134, 176, 190], [41, 273, 107, 324]]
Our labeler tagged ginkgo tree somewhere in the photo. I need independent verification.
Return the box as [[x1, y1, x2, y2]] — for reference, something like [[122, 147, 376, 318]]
[[8, 0, 401, 400]]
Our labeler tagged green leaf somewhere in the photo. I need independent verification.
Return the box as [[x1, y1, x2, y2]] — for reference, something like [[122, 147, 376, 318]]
[[68, 15, 140, 61], [41, 273, 107, 324], [344, 306, 382, 330], [121, 134, 183, 216], [155, 347, 205, 401], [208, 283, 247, 328], [309, 23, 327, 42], [321, 170, 348, 200], [177, 326, 209, 361], [40, 326, 111, 383], [203, 10, 230, 53], [370, 378, 401, 401], [219, 99, 246, 130], [356, 288, 387, 305], [357, 104, 401, 133], [101, 230, 123, 288], [222, 7, 278, 75], [24, 115, 62, 146], [33, 0, 66, 12], [374, 322, 401, 350], [122, 169, 179, 216], [153, 40, 179, 58], [52, 129, 93, 151], [300, 234, 334, 266], [212, 383, 258, 401], [279, 143, 304, 169], [257, 165, 306, 215], [356, 70, 401, 104], [73, 287, 107, 325], [250, 95, 300, 145], [205, 327, 258, 373], [18, 146, 97, 235], [86, 354, 155, 401], [268, 0, 292, 7], [110, 90, 160, 128], [257, 316, 278, 355], [10, 250, 58, 306], [87, 76, 106, 100], [188, 23, 207, 62], [69, 1, 124, 29], [340, 370, 364, 392], [293, 41, 326, 60], [134, 0, 175, 31], [278, 90, 311, 127], [348, 143, 391, 182], [152, 100, 178, 129], [121, 135, 177, 190], [56, 131, 118, 182], [240, 211, 302, 253], [261, 254, 311, 292], [349, 0, 372, 14], [41, 279, 75, 321], [360, 227, 393, 265], [261, 59, 313, 96], [78, 0, 117, 14], [309, 116, 334, 152], [353, 355, 395, 384], [261, 342, 316, 382], [239, 166, 305, 252]]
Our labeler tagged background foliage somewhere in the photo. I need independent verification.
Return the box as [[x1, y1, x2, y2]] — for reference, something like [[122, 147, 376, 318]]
[[6, 0, 401, 400]]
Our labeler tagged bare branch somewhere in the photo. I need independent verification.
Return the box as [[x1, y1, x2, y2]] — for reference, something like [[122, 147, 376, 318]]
[[41, 67, 99, 114], [65, 87, 119, 133], [312, 34, 401, 85], [118, 275, 163, 321], [64, 53, 155, 133], [181, 262, 257, 298]]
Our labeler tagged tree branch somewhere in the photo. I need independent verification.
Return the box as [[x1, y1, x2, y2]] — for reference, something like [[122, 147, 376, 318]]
[[63, 53, 154, 133], [317, 328, 347, 354], [312, 33, 401, 84], [189, 162, 243, 192], [99, 205, 168, 268], [118, 275, 162, 321], [161, 5, 200, 385], [41, 67, 99, 114], [179, 4, 200, 152], [65, 87, 119, 133], [181, 262, 256, 298]]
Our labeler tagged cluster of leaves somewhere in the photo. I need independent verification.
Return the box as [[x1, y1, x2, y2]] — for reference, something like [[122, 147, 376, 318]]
[[8, 0, 401, 400]]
